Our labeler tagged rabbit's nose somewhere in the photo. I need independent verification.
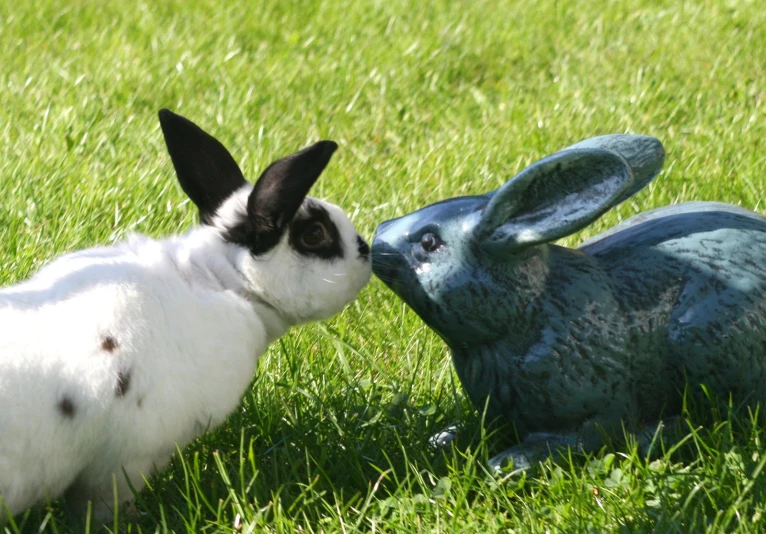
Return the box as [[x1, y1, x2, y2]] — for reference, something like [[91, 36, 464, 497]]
[[357, 235, 370, 258]]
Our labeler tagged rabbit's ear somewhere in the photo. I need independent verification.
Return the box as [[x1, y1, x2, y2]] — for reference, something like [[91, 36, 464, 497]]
[[159, 109, 247, 223], [564, 134, 665, 206], [474, 148, 633, 253], [245, 140, 338, 254]]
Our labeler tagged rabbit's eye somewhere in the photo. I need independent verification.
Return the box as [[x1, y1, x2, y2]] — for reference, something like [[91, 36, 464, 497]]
[[420, 232, 443, 253], [301, 222, 329, 248]]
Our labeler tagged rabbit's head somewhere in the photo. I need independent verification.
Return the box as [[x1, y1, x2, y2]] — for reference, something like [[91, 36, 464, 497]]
[[372, 135, 664, 345], [159, 109, 371, 323]]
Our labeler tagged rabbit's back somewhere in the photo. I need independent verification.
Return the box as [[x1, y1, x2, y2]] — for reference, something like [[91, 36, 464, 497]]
[[0, 240, 267, 517], [582, 202, 766, 406], [0, 273, 141, 514]]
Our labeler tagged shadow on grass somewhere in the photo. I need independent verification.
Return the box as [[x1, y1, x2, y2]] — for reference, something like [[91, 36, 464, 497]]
[[7, 362, 766, 533]]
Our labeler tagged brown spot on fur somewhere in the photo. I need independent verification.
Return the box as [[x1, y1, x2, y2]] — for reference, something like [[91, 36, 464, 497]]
[[137, 396, 144, 408], [58, 396, 76, 418], [101, 336, 118, 353], [116, 370, 131, 397]]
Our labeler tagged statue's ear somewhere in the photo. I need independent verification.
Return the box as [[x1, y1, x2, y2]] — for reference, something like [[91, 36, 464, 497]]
[[474, 148, 634, 254], [564, 134, 665, 205]]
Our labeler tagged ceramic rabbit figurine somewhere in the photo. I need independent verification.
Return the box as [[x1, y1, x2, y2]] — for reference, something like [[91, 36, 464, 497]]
[[372, 134, 766, 471]]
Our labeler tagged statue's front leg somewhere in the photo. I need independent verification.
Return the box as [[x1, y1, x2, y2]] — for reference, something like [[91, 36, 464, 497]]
[[488, 432, 581, 473], [635, 416, 684, 458]]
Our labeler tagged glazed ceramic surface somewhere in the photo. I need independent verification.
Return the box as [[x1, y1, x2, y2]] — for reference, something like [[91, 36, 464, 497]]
[[372, 135, 766, 467]]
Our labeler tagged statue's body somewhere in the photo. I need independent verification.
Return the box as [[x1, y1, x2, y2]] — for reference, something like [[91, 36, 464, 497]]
[[372, 135, 766, 469]]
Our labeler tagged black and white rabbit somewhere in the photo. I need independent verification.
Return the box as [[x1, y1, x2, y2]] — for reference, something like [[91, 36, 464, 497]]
[[0, 110, 371, 522]]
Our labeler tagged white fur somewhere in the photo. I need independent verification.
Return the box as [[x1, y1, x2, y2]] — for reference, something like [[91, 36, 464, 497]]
[[0, 191, 370, 522]]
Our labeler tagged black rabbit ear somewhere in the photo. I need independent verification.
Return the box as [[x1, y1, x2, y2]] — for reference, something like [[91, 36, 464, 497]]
[[474, 147, 634, 254], [244, 140, 338, 254], [158, 109, 247, 223]]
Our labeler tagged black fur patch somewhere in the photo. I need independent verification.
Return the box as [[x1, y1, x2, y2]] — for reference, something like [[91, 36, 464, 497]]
[[222, 141, 338, 256], [357, 235, 370, 258], [222, 214, 267, 255], [116, 370, 132, 397], [58, 396, 76, 418], [226, 200, 345, 261], [288, 202, 344, 260]]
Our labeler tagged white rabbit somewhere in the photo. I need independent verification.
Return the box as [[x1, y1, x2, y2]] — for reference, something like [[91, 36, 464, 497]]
[[0, 109, 371, 523]]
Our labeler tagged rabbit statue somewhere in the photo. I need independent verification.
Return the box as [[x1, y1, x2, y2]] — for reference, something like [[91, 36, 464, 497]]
[[0, 110, 371, 523], [371, 134, 766, 471]]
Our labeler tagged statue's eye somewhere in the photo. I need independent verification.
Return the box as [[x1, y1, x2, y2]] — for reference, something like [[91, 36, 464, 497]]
[[420, 232, 443, 253]]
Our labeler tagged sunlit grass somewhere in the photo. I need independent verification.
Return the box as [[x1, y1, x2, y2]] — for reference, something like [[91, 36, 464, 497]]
[[1, 0, 765, 531]]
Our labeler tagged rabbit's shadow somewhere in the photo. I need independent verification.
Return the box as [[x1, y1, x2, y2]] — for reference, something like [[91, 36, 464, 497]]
[[131, 354, 524, 528]]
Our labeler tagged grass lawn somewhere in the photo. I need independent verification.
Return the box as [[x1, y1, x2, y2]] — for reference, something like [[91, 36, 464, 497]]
[[1, 0, 765, 531]]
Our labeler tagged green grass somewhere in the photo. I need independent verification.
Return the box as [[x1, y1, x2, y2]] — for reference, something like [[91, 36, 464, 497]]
[[1, 0, 765, 531]]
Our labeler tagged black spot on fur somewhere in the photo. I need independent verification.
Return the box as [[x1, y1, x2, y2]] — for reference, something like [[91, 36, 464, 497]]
[[116, 370, 132, 397], [288, 202, 344, 260], [101, 336, 118, 353], [58, 396, 76, 418]]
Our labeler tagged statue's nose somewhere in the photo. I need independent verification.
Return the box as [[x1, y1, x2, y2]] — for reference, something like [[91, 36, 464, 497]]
[[375, 219, 393, 235]]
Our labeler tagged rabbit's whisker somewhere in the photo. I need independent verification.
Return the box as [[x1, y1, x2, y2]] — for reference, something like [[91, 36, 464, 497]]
[[372, 274, 401, 284]]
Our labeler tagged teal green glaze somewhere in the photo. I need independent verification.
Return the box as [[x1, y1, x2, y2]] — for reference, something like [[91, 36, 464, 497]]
[[372, 135, 766, 468]]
